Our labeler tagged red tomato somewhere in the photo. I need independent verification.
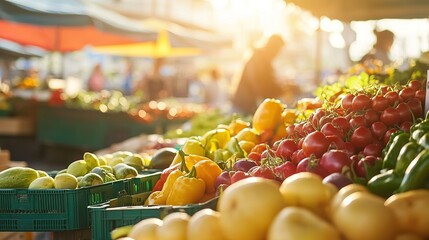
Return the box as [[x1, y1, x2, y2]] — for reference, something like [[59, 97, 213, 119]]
[[332, 116, 351, 133], [400, 121, 413, 132], [319, 116, 334, 127], [406, 98, 423, 119], [364, 110, 380, 126], [380, 86, 389, 95], [350, 115, 367, 129], [383, 129, 398, 146], [341, 94, 355, 110], [231, 171, 251, 183], [321, 123, 344, 138], [291, 149, 306, 165], [294, 122, 305, 137], [273, 161, 296, 181], [363, 143, 383, 157], [275, 139, 299, 161], [296, 157, 328, 178], [248, 166, 276, 180], [356, 156, 379, 178], [248, 152, 261, 164], [303, 122, 316, 135], [372, 95, 389, 111], [343, 142, 357, 156], [272, 140, 281, 151], [371, 121, 388, 140], [399, 87, 415, 101], [409, 80, 422, 91], [352, 94, 372, 111], [415, 90, 426, 105], [320, 150, 350, 174], [311, 109, 327, 128], [285, 125, 296, 138], [380, 107, 401, 126], [396, 102, 413, 122], [261, 149, 276, 160], [250, 143, 268, 155], [350, 126, 374, 151], [298, 138, 304, 148], [302, 131, 329, 158], [326, 135, 345, 150], [385, 91, 400, 106]]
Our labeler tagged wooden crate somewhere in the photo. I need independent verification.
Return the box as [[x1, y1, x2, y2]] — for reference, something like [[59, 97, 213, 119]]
[[0, 232, 32, 240], [0, 117, 35, 136]]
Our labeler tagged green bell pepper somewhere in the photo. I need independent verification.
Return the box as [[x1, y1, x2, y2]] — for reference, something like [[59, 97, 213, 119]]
[[367, 169, 403, 199], [381, 130, 403, 158], [395, 142, 423, 175], [382, 132, 410, 170], [224, 137, 246, 158], [411, 129, 426, 143], [397, 149, 429, 193], [418, 132, 429, 149]]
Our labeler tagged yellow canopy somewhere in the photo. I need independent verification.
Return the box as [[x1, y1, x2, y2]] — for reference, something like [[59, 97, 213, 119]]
[[93, 31, 201, 58]]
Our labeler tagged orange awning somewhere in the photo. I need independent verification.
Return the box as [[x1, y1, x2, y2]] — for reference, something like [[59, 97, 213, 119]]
[[0, 20, 139, 52]]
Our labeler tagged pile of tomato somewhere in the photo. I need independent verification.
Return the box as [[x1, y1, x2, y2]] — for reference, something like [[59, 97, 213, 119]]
[[245, 80, 426, 184]]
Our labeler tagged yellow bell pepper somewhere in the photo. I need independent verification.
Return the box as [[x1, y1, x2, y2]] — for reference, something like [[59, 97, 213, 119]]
[[201, 128, 231, 150], [145, 191, 165, 205], [238, 140, 256, 154], [166, 167, 206, 206], [282, 109, 297, 125], [228, 118, 251, 136], [194, 160, 223, 194], [148, 168, 185, 205], [184, 154, 211, 170], [234, 127, 260, 144], [252, 98, 284, 133], [170, 138, 205, 166]]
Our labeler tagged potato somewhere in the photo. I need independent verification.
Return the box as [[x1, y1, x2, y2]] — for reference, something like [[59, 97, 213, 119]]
[[333, 192, 396, 240], [385, 190, 429, 238], [279, 172, 331, 217], [396, 233, 425, 240], [329, 183, 367, 218], [187, 209, 226, 240], [218, 177, 285, 240], [128, 218, 162, 240], [157, 212, 190, 240], [268, 207, 341, 240]]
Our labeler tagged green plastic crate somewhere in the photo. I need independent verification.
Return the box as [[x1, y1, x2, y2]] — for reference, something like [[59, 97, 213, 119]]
[[0, 173, 158, 232], [89, 174, 218, 240], [37, 104, 157, 150]]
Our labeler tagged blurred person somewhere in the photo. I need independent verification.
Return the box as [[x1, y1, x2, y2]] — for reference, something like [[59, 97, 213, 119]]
[[88, 63, 104, 92], [360, 29, 395, 65], [122, 59, 134, 95], [231, 34, 285, 114], [135, 58, 170, 101], [203, 67, 229, 109]]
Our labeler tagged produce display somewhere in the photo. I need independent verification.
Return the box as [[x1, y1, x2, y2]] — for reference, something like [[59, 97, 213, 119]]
[[2, 60, 429, 239], [64, 90, 143, 112], [164, 110, 249, 139], [0, 151, 151, 189], [151, 75, 427, 202], [104, 60, 429, 239], [65, 90, 203, 124], [117, 175, 429, 240]]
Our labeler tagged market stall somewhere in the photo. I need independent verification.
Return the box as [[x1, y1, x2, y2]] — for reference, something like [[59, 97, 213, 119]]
[[1, 1, 429, 240]]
